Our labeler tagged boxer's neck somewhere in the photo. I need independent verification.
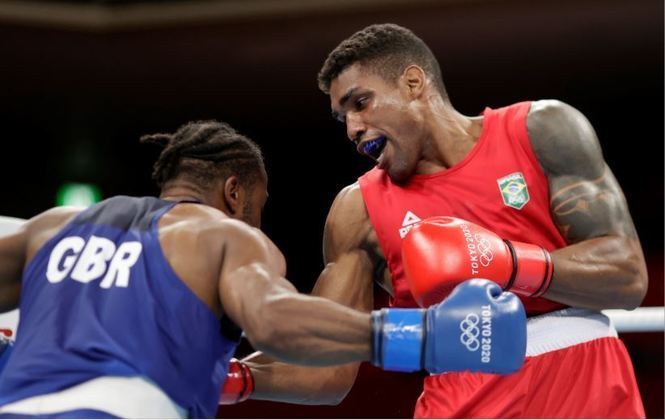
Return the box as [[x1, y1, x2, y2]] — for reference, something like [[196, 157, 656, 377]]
[[160, 181, 208, 205]]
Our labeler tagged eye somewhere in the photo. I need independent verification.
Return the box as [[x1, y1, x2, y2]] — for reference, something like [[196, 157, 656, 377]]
[[354, 97, 368, 111]]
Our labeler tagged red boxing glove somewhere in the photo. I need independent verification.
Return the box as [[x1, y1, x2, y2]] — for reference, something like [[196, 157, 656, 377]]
[[219, 358, 254, 405], [402, 216, 553, 307]]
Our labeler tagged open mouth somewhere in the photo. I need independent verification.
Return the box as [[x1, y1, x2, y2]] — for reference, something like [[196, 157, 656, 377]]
[[361, 136, 387, 160]]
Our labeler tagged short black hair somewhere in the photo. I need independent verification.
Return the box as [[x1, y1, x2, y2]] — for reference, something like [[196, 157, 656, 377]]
[[140, 120, 264, 190], [318, 23, 446, 98]]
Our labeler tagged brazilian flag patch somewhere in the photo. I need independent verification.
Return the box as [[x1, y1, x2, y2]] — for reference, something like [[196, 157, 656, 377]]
[[497, 172, 530, 210]]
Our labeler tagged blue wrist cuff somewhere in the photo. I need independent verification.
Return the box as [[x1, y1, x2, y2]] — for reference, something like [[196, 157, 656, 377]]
[[371, 308, 425, 372]]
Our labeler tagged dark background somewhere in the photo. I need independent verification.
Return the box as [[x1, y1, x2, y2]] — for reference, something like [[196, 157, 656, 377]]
[[0, 0, 662, 417]]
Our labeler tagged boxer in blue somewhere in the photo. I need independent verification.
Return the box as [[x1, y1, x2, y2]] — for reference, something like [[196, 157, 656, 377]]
[[0, 120, 526, 418]]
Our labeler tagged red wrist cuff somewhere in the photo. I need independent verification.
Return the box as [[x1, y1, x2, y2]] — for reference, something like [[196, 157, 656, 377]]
[[505, 240, 553, 297], [219, 359, 255, 405]]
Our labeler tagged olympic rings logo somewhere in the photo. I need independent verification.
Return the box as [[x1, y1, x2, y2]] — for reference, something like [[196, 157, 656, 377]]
[[459, 313, 480, 351], [475, 234, 494, 267]]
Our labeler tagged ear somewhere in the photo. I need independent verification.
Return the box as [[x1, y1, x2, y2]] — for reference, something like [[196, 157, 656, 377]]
[[222, 176, 244, 218], [401, 65, 427, 99]]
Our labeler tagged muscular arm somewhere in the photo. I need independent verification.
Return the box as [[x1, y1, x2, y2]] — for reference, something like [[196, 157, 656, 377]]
[[528, 100, 648, 309], [0, 207, 80, 312], [243, 184, 378, 405], [218, 209, 374, 369]]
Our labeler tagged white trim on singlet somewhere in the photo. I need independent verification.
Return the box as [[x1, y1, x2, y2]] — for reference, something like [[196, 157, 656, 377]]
[[0, 376, 188, 418], [526, 308, 618, 357]]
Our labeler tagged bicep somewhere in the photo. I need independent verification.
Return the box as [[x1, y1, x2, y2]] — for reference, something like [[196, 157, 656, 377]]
[[243, 187, 376, 402], [217, 225, 295, 332], [0, 207, 79, 311], [246, 189, 376, 401], [548, 165, 638, 243], [312, 251, 374, 312], [527, 100, 639, 244], [315, 184, 375, 312]]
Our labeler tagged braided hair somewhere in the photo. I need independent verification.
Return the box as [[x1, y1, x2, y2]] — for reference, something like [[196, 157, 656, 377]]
[[140, 120, 264, 191]]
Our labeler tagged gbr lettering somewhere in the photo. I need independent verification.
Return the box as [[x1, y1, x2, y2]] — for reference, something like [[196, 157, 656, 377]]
[[46, 235, 142, 288]]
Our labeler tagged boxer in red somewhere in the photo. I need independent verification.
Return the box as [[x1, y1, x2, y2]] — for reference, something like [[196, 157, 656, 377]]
[[221, 23, 647, 418], [0, 120, 526, 418]]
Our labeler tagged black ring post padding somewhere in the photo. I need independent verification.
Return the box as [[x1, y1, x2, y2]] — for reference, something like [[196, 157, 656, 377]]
[[503, 239, 518, 291]]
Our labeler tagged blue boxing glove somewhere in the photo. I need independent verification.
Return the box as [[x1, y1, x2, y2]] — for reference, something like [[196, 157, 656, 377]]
[[371, 279, 526, 374]]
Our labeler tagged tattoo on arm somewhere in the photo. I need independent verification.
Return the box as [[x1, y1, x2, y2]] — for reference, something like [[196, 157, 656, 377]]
[[527, 100, 639, 245], [528, 101, 647, 308], [549, 165, 637, 244]]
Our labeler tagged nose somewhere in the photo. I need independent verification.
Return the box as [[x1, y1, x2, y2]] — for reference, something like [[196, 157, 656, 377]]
[[345, 112, 366, 144]]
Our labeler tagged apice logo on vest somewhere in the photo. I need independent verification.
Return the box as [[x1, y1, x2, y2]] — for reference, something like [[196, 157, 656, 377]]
[[399, 211, 422, 238], [497, 172, 530, 210]]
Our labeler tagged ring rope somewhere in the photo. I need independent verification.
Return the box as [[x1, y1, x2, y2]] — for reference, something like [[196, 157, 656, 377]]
[[0, 216, 662, 333]]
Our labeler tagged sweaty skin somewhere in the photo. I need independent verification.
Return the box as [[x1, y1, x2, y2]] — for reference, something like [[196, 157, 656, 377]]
[[0, 195, 380, 368], [244, 64, 647, 404], [248, 183, 380, 404], [526, 100, 647, 309]]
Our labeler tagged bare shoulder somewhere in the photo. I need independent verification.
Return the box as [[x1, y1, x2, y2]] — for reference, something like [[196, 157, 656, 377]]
[[0, 206, 82, 267], [162, 203, 284, 273], [324, 182, 375, 262], [24, 206, 83, 250], [161, 203, 261, 247], [214, 215, 286, 277], [27, 206, 82, 230], [327, 183, 369, 226], [526, 99, 605, 178], [217, 218, 271, 249], [526, 100, 639, 243], [202, 207, 268, 246], [158, 204, 286, 311]]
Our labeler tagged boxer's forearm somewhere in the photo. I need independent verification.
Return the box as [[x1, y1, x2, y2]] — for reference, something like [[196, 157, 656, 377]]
[[546, 235, 647, 309], [221, 260, 372, 367], [546, 166, 647, 309], [245, 292, 372, 367], [247, 361, 358, 405]]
